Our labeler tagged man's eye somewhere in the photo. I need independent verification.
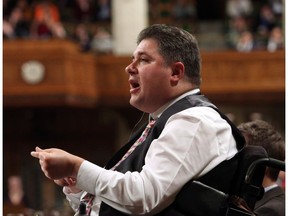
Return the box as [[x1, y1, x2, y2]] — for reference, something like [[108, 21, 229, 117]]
[[140, 58, 149, 62]]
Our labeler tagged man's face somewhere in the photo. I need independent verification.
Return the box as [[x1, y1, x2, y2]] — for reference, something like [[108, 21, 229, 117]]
[[125, 39, 174, 113]]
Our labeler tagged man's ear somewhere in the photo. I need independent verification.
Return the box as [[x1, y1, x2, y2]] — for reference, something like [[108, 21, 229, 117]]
[[171, 62, 185, 81]]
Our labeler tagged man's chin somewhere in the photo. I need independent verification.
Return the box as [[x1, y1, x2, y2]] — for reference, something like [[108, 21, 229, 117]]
[[130, 98, 139, 108], [130, 98, 145, 111]]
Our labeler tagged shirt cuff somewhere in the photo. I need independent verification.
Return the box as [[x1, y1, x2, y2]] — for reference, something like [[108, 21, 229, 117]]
[[63, 187, 83, 205], [76, 160, 104, 194]]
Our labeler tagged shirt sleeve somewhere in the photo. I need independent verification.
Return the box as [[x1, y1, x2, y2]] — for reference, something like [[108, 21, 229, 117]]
[[76, 107, 238, 215]]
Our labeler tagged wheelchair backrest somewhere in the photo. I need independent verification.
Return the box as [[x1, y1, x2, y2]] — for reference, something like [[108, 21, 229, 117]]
[[230, 145, 268, 210]]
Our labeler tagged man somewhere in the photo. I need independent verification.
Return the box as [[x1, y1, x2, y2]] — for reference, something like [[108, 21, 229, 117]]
[[31, 24, 244, 215], [238, 120, 285, 216]]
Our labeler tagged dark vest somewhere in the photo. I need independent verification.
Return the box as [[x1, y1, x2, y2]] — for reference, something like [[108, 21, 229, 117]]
[[99, 94, 245, 215]]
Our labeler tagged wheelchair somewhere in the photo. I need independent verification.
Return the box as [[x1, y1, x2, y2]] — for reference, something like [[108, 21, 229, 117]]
[[174, 145, 285, 216]]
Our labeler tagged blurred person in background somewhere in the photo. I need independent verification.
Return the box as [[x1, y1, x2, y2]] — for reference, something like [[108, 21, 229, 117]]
[[238, 120, 285, 216], [258, 4, 276, 33], [31, 0, 66, 39], [71, 23, 92, 52], [267, 26, 284, 52], [73, 0, 94, 23], [226, 0, 253, 18], [172, 0, 197, 20], [225, 16, 250, 49], [95, 0, 111, 21], [3, 5, 30, 39], [91, 27, 113, 54], [3, 175, 33, 216], [236, 30, 254, 52]]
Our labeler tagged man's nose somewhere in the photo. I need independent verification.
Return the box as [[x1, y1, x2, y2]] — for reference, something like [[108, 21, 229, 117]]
[[125, 62, 137, 74]]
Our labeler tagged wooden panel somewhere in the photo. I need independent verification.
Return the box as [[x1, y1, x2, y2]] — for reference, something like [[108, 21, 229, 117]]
[[3, 40, 99, 107], [201, 51, 284, 93], [3, 40, 285, 107], [96, 50, 285, 105], [96, 55, 131, 105], [200, 50, 285, 103]]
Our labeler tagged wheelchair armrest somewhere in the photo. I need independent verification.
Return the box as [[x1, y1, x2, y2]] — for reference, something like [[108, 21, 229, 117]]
[[174, 180, 256, 216], [175, 180, 228, 216]]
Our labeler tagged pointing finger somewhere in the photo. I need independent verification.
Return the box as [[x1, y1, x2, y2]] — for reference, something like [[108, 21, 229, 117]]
[[31, 151, 39, 158]]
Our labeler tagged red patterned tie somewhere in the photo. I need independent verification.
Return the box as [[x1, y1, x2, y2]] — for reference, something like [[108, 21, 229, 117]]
[[80, 119, 156, 215], [110, 119, 156, 171]]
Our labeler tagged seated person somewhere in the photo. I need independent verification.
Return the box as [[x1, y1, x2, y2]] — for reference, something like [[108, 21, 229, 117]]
[[238, 120, 285, 216], [31, 24, 245, 216], [31, 0, 66, 38]]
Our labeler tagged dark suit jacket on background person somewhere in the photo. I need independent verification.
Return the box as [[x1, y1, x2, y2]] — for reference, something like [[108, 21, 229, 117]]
[[254, 186, 285, 216]]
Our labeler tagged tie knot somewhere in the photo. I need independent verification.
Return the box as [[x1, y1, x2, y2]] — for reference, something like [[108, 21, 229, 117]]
[[148, 119, 156, 128]]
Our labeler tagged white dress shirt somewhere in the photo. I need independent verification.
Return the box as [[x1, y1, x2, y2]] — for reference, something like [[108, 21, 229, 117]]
[[64, 89, 238, 215]]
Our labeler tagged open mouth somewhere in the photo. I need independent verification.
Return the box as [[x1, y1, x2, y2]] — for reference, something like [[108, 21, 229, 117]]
[[131, 82, 140, 88], [129, 79, 140, 93]]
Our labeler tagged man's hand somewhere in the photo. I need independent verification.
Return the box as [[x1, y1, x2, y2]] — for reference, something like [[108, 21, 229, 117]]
[[31, 147, 84, 180], [54, 177, 82, 194]]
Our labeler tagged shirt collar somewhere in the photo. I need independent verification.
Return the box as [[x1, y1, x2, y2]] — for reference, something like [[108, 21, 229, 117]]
[[264, 183, 278, 192], [150, 88, 200, 120]]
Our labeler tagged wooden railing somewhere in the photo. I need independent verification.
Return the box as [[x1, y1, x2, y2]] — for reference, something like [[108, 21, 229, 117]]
[[3, 40, 285, 107], [96, 51, 285, 105], [3, 39, 98, 107]]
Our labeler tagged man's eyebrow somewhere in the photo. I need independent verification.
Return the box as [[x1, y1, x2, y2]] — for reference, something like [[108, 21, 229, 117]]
[[131, 51, 147, 59]]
